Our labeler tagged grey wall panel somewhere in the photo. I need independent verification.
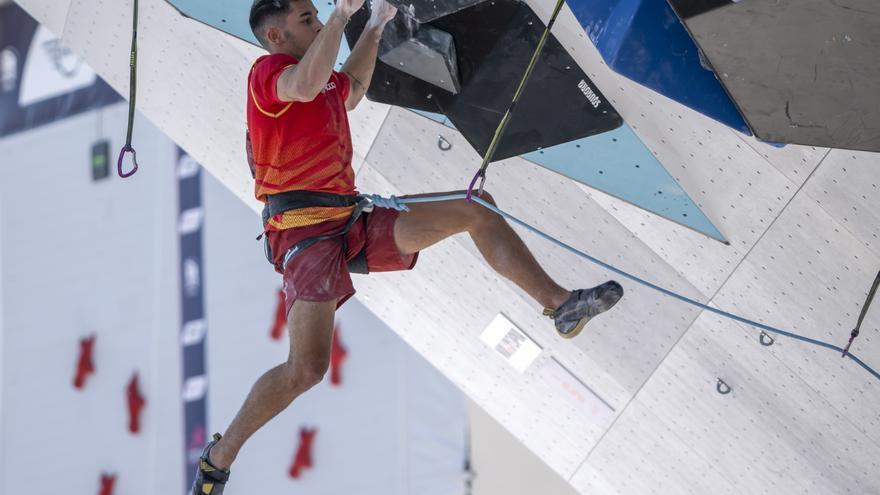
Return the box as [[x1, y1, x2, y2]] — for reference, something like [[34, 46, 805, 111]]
[[673, 0, 880, 152], [466, 398, 581, 495]]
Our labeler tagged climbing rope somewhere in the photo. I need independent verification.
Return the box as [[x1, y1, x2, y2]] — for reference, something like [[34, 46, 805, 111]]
[[118, 0, 140, 178], [118, 0, 874, 380], [466, 0, 567, 201], [439, 0, 879, 381], [395, 194, 880, 382]]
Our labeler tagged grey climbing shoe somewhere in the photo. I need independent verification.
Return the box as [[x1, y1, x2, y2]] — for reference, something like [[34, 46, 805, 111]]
[[544, 281, 623, 338], [191, 433, 230, 495]]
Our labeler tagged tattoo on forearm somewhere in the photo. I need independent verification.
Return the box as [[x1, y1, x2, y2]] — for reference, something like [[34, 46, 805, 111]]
[[346, 72, 366, 93]]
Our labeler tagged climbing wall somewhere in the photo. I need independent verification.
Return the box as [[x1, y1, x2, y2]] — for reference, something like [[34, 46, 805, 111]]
[[9, 0, 879, 494], [0, 99, 469, 493]]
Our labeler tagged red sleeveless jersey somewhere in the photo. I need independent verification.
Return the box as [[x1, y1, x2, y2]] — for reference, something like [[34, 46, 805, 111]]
[[247, 53, 355, 230]]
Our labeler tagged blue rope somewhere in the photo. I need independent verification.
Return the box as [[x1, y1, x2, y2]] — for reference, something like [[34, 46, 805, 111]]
[[396, 194, 880, 382]]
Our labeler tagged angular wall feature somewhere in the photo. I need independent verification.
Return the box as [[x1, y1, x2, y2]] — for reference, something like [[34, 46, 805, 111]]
[[567, 0, 750, 135], [668, 0, 880, 151], [11, 0, 878, 494]]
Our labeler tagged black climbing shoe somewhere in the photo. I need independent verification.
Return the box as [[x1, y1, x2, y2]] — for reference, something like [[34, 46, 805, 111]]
[[191, 433, 230, 495], [544, 281, 623, 339]]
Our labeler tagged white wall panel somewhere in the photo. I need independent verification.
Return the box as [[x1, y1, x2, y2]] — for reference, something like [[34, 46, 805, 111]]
[[800, 149, 880, 260], [608, 313, 880, 495], [366, 108, 707, 393], [708, 192, 880, 446], [349, 100, 391, 174], [61, 0, 261, 209], [352, 108, 712, 481], [736, 137, 828, 188], [572, 400, 744, 495], [531, 2, 831, 299], [32, 0, 391, 215]]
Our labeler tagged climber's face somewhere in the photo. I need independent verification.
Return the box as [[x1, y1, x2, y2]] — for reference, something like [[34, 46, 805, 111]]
[[271, 1, 323, 59]]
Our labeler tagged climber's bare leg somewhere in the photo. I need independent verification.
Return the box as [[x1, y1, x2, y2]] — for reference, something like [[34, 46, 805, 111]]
[[208, 298, 337, 469], [394, 190, 569, 310]]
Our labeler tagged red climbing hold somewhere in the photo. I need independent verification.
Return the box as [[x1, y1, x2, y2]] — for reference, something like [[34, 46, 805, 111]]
[[329, 325, 348, 386], [270, 289, 286, 341], [73, 335, 96, 390], [98, 473, 116, 495], [127, 372, 146, 434], [289, 427, 317, 479]]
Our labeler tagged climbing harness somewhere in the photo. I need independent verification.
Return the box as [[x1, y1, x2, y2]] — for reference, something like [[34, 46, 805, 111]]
[[392, 194, 880, 383], [259, 191, 367, 273], [258, 191, 410, 274], [466, 0, 567, 200], [842, 268, 879, 358], [118, 0, 140, 178]]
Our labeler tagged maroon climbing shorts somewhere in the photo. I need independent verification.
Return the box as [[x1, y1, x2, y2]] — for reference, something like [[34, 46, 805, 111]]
[[266, 207, 418, 315]]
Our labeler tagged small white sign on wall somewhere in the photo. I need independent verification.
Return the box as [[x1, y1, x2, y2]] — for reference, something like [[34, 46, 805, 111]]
[[480, 313, 542, 373]]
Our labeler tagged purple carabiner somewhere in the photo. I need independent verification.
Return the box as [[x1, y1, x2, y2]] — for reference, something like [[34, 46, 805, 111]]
[[117, 145, 139, 178], [466, 170, 482, 202]]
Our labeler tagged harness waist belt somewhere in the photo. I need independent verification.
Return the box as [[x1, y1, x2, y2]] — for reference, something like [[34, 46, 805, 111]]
[[261, 190, 371, 275], [264, 190, 363, 223]]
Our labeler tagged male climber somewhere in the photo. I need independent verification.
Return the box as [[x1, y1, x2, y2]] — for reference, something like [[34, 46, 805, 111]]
[[192, 0, 623, 492]]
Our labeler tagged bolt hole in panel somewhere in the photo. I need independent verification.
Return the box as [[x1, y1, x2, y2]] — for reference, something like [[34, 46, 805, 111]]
[[666, 0, 880, 152]]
